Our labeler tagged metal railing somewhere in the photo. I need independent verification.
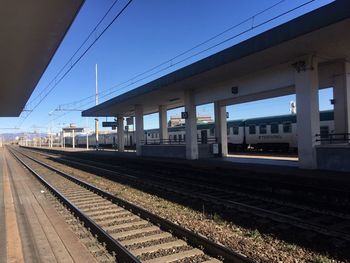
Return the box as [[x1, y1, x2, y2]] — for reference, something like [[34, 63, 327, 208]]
[[142, 137, 217, 145], [316, 133, 350, 144]]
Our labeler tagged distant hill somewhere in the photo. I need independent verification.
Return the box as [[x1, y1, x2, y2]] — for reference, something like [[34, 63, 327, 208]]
[[0, 132, 47, 142]]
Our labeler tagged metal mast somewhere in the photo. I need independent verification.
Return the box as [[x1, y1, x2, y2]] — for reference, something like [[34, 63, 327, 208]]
[[95, 64, 99, 149]]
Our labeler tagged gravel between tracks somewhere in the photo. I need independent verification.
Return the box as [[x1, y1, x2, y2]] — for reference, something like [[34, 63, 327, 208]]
[[43, 188, 116, 262], [30, 150, 346, 263]]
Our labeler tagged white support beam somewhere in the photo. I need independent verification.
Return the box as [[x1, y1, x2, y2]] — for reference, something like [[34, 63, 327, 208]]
[[214, 101, 228, 156], [333, 61, 350, 134], [117, 115, 125, 152], [184, 89, 198, 160], [158, 105, 168, 142], [135, 104, 144, 156], [294, 57, 320, 169]]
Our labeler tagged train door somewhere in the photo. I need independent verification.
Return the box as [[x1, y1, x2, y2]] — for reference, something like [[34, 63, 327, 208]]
[[201, 130, 208, 144]]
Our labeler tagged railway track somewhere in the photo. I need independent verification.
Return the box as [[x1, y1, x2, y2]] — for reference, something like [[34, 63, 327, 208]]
[[26, 146, 350, 212], [20, 147, 350, 252], [9, 146, 252, 263]]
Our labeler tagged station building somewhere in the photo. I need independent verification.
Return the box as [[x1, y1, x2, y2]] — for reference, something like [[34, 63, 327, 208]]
[[83, 0, 350, 171]]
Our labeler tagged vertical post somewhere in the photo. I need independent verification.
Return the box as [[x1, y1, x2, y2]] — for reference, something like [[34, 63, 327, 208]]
[[333, 61, 350, 134], [159, 105, 168, 144], [63, 132, 65, 148], [72, 129, 75, 149], [135, 105, 144, 156], [86, 131, 89, 150], [117, 115, 125, 152], [294, 57, 320, 169], [95, 64, 99, 149], [214, 101, 228, 156], [184, 89, 198, 160]]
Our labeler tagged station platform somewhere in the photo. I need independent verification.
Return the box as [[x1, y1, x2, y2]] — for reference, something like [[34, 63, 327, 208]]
[[25, 146, 350, 182], [0, 147, 97, 263]]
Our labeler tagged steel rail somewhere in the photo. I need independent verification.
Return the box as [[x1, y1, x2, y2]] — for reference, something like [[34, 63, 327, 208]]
[[10, 148, 141, 263], [21, 147, 350, 242], [10, 147, 254, 263]]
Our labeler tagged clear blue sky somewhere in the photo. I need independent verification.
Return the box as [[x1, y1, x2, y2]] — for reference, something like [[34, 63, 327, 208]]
[[0, 0, 335, 133]]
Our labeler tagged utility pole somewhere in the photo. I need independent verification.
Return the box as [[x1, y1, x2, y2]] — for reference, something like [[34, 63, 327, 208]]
[[95, 64, 99, 150]]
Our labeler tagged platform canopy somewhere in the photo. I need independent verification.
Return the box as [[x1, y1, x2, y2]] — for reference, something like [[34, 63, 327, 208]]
[[0, 0, 84, 117], [82, 0, 350, 118]]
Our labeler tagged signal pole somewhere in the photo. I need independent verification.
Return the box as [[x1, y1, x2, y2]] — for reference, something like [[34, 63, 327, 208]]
[[95, 64, 99, 150]]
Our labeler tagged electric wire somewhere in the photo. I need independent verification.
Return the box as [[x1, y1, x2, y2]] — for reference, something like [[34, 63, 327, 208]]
[[26, 0, 120, 109], [25, 0, 317, 126], [56, 0, 316, 116], [17, 0, 133, 127]]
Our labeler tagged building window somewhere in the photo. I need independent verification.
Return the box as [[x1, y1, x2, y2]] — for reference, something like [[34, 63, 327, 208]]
[[249, 125, 256, 134], [233, 126, 239, 135], [227, 127, 231, 135], [151, 133, 154, 138], [320, 126, 329, 139], [270, 123, 279, 134], [174, 134, 177, 141], [210, 128, 215, 136], [169, 135, 172, 140], [259, 124, 267, 134], [283, 122, 292, 133], [179, 134, 182, 141]]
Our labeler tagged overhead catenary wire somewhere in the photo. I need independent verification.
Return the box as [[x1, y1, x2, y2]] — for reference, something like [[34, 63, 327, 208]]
[[34, 0, 317, 125], [55, 0, 316, 115], [56, 0, 289, 111], [17, 0, 133, 127], [26, 0, 121, 109]]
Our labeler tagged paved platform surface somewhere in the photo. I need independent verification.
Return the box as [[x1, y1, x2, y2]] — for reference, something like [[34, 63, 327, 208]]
[[31, 146, 298, 165], [26, 146, 350, 181], [0, 147, 97, 263]]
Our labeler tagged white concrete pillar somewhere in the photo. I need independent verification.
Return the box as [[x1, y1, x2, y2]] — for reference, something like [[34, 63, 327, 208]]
[[333, 61, 350, 134], [117, 115, 125, 152], [86, 132, 89, 150], [214, 101, 228, 156], [135, 105, 144, 156], [159, 105, 168, 143], [184, 89, 198, 160], [72, 130, 75, 149], [294, 57, 320, 169]]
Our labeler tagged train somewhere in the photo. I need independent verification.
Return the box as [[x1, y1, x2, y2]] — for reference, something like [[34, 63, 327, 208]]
[[65, 110, 334, 152]]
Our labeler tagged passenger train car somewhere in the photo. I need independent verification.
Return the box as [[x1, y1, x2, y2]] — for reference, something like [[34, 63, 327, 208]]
[[65, 110, 334, 152]]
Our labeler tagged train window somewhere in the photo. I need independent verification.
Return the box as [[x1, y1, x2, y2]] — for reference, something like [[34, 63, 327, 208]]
[[210, 128, 215, 136], [320, 126, 329, 139], [259, 124, 267, 134], [233, 126, 239, 135], [283, 122, 292, 133], [270, 123, 279, 134], [249, 125, 256, 134]]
